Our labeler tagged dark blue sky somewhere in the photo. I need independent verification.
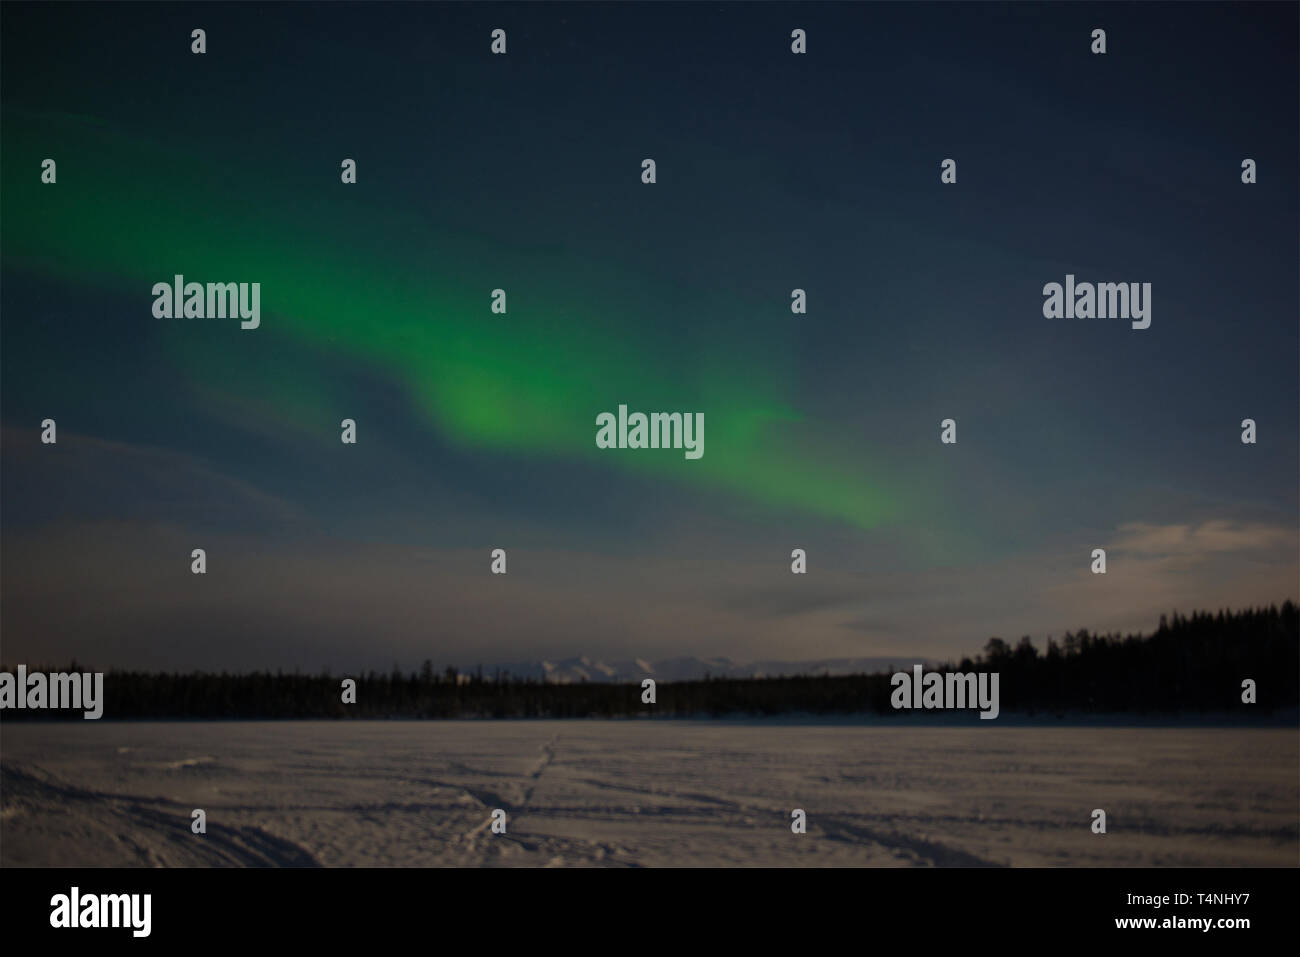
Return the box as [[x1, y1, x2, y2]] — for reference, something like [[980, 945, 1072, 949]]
[[2, 2, 1296, 671]]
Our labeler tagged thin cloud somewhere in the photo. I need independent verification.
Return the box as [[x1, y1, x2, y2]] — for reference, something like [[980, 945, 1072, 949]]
[[1113, 520, 1295, 557]]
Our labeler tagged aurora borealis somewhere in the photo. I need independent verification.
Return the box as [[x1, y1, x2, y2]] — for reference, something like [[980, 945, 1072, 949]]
[[2, 2, 1296, 672]]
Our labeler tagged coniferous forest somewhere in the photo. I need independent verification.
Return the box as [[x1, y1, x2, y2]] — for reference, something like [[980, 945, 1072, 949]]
[[3, 603, 1295, 720]]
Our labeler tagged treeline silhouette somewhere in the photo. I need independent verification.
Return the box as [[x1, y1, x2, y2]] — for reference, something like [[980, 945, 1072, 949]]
[[3, 603, 1295, 720]]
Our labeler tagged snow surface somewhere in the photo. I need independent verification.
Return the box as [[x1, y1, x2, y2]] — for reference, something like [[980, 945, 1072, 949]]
[[2, 721, 1295, 867]]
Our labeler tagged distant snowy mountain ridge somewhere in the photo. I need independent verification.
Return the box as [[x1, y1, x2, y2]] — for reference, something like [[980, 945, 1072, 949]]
[[460, 655, 932, 684]]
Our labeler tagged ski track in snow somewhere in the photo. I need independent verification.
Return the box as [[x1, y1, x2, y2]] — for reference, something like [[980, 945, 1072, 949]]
[[1, 722, 1295, 867]]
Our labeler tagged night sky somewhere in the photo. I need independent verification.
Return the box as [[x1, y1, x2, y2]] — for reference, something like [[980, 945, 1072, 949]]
[[2, 2, 1296, 672]]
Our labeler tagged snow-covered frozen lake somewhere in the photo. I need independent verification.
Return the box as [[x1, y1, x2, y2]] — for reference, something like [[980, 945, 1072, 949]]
[[2, 721, 1295, 867]]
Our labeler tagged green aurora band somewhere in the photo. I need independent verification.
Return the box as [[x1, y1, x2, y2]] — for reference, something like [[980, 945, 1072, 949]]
[[3, 113, 922, 531]]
